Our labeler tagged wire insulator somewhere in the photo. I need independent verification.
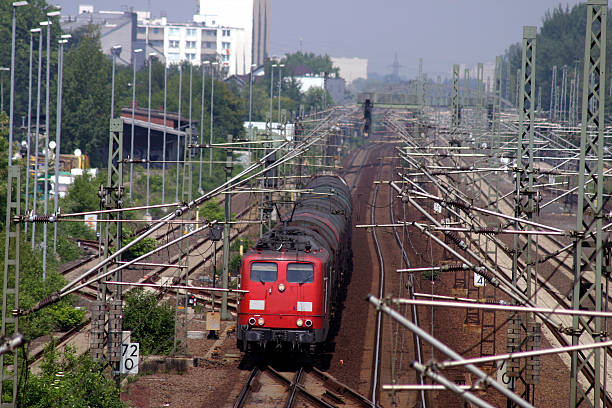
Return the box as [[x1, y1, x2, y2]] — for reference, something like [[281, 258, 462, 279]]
[[475, 227, 499, 234], [441, 263, 470, 272], [445, 231, 467, 250], [29, 215, 52, 223], [447, 199, 470, 211], [473, 266, 499, 287]]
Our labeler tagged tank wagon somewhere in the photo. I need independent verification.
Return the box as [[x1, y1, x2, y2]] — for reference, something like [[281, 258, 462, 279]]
[[237, 175, 352, 352]]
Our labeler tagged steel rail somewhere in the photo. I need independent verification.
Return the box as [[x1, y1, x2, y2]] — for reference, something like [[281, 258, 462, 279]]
[[367, 295, 534, 408]]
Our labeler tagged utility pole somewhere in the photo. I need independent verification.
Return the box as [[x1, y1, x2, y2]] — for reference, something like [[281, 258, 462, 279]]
[[0, 165, 21, 407], [451, 64, 460, 133], [221, 134, 233, 320], [176, 65, 182, 202], [508, 26, 540, 406], [550, 65, 557, 119], [90, 118, 124, 384], [570, 1, 608, 406]]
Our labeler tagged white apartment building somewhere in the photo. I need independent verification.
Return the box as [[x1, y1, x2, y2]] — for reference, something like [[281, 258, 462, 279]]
[[137, 17, 246, 76], [194, 0, 270, 68]]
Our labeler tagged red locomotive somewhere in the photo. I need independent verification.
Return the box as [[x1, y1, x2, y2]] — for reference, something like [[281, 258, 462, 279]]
[[237, 175, 353, 352]]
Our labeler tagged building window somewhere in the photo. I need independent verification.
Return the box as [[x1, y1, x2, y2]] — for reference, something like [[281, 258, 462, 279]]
[[186, 53, 196, 61], [186, 40, 196, 49], [202, 41, 215, 49], [169, 40, 179, 48], [186, 28, 196, 36], [168, 52, 180, 62], [222, 54, 230, 62], [137, 27, 145, 34], [222, 42, 231, 49], [153, 27, 160, 34], [222, 29, 230, 37], [168, 27, 179, 36]]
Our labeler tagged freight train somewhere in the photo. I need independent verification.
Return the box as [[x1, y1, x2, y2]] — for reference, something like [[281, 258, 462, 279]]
[[236, 175, 352, 352]]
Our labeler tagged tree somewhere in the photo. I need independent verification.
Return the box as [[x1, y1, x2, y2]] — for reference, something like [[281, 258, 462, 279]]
[[22, 344, 125, 408], [60, 25, 112, 167], [282, 51, 339, 77], [122, 289, 175, 355], [503, 3, 612, 112]]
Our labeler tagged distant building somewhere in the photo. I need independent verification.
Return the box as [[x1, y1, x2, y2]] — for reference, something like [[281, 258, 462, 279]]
[[120, 107, 197, 167], [194, 0, 271, 68], [136, 17, 247, 75], [61, 6, 145, 68], [295, 74, 347, 105], [331, 57, 368, 84]]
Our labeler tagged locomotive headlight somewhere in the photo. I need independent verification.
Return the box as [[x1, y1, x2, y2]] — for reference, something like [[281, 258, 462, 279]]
[[248, 317, 256, 326], [257, 317, 265, 326], [296, 318, 304, 327], [278, 283, 285, 292], [305, 319, 313, 327]]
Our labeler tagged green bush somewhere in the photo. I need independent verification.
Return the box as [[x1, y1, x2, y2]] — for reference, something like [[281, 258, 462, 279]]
[[198, 200, 224, 221], [421, 269, 441, 281], [49, 306, 86, 332], [229, 254, 242, 276], [22, 344, 125, 408], [120, 236, 157, 261], [122, 289, 175, 355]]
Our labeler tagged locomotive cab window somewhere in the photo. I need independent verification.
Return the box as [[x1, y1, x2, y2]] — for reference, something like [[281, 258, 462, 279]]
[[251, 262, 278, 283], [287, 263, 314, 283]]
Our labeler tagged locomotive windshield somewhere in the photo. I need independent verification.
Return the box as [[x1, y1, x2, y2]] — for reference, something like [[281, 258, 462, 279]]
[[287, 263, 314, 283], [251, 262, 277, 282]]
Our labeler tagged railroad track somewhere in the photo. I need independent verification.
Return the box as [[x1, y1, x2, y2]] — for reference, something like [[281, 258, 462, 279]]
[[427, 129, 612, 405], [29, 200, 258, 366], [369, 154, 385, 407], [234, 365, 375, 408]]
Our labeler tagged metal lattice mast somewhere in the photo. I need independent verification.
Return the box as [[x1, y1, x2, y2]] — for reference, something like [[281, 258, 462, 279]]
[[561, 65, 568, 122], [477, 63, 484, 130], [91, 119, 123, 376], [479, 56, 504, 367], [174, 127, 194, 354], [571, 1, 608, 406], [508, 26, 540, 404], [0, 166, 21, 408], [493, 56, 503, 145], [221, 134, 233, 320], [550, 66, 557, 119], [451, 64, 460, 132]]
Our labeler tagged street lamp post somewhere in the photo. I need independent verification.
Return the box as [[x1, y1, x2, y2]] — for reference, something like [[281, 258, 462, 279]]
[[209, 61, 217, 176], [129, 48, 143, 200], [25, 29, 39, 235], [31, 23, 44, 249], [198, 61, 209, 193], [110, 45, 122, 119], [42, 10, 59, 280], [175, 65, 182, 202], [248, 63, 256, 153], [161, 62, 167, 206], [277, 63, 284, 124], [145, 52, 155, 220], [8, 1, 29, 165], [183, 63, 192, 196], [269, 63, 277, 127], [53, 35, 70, 252], [53, 35, 70, 254]]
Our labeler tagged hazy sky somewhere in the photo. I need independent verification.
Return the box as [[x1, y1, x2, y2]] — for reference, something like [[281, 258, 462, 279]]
[[55, 0, 584, 78]]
